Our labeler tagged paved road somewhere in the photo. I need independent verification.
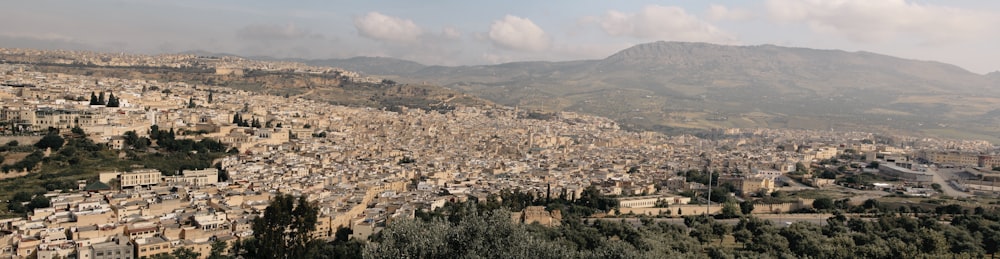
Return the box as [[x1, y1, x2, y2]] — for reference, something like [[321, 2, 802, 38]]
[[932, 168, 973, 197]]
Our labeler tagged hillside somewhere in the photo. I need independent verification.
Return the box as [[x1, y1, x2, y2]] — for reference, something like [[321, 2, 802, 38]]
[[15, 62, 491, 113], [312, 41, 1000, 140]]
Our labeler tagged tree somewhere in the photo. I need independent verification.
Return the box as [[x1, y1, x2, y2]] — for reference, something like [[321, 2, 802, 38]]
[[150, 125, 161, 140], [106, 92, 120, 107], [795, 162, 808, 174], [98, 92, 106, 105], [35, 133, 65, 151], [868, 161, 880, 169], [171, 247, 200, 259], [28, 195, 50, 210], [813, 197, 834, 211], [123, 131, 147, 150], [207, 240, 229, 259], [739, 201, 755, 215], [711, 221, 732, 245], [709, 187, 730, 203], [89, 91, 99, 105], [208, 91, 214, 103], [717, 202, 742, 219], [188, 97, 196, 108], [241, 194, 318, 259], [334, 227, 353, 242]]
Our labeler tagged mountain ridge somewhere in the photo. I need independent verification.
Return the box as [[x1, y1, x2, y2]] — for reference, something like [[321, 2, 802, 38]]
[[286, 42, 1000, 140]]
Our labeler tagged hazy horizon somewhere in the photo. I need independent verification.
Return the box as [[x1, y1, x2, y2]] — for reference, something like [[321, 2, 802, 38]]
[[3, 0, 999, 73]]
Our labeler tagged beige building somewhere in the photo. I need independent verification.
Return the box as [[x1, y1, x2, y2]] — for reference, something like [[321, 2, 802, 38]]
[[924, 150, 980, 167], [616, 195, 690, 208], [169, 168, 219, 186], [79, 235, 133, 259], [720, 176, 776, 196], [133, 236, 171, 259], [120, 169, 162, 188]]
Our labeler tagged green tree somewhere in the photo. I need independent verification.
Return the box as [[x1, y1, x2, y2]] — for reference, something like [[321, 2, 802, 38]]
[[35, 133, 65, 151], [123, 131, 147, 150], [717, 202, 742, 219], [813, 197, 834, 211], [739, 201, 755, 215], [171, 247, 200, 259], [207, 240, 229, 259], [89, 91, 99, 105], [71, 126, 85, 136], [28, 195, 50, 210], [106, 92, 120, 107], [241, 194, 318, 259]]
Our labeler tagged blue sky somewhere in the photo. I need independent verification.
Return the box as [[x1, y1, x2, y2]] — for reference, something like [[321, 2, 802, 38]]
[[2, 0, 999, 73]]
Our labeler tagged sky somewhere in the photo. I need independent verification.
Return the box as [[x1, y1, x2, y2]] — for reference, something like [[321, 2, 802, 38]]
[[2, 0, 999, 74]]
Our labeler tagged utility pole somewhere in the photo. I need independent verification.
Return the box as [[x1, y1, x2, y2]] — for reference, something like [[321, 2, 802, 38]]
[[707, 171, 712, 215]]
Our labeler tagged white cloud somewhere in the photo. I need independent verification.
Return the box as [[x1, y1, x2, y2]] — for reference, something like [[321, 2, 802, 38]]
[[594, 5, 736, 43], [488, 15, 550, 51], [766, 0, 999, 44], [354, 12, 423, 42], [706, 4, 753, 21]]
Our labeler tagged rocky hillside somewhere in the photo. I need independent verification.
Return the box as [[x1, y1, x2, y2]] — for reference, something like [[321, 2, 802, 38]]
[[311, 42, 1000, 141]]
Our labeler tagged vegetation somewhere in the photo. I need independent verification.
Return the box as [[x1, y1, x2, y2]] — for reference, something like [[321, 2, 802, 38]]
[[142, 184, 1000, 259], [374, 200, 1000, 258], [0, 126, 229, 218], [234, 194, 321, 259]]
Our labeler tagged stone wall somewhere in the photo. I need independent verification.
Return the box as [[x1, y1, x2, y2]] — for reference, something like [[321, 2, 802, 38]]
[[0, 135, 42, 146]]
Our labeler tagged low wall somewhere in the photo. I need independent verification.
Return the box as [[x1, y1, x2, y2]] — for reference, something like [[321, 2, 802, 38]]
[[619, 204, 723, 216], [619, 199, 815, 216], [0, 135, 42, 146]]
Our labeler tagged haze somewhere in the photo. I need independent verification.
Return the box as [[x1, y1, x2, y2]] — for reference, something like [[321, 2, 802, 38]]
[[2, 0, 999, 73]]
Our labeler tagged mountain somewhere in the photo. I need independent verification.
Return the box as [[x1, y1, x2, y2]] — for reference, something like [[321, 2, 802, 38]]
[[321, 42, 1000, 140]]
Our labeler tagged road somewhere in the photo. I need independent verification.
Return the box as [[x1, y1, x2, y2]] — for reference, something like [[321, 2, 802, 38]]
[[594, 213, 834, 227], [932, 168, 973, 197], [777, 175, 815, 192]]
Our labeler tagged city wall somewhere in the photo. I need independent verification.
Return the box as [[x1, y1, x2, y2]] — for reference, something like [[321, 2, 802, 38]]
[[0, 135, 42, 146], [618, 199, 814, 216]]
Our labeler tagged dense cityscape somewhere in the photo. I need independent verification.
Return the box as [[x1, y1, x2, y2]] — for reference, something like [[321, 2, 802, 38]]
[[1, 48, 999, 258]]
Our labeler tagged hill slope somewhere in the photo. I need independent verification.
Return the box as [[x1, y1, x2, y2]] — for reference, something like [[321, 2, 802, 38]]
[[310, 42, 1000, 140]]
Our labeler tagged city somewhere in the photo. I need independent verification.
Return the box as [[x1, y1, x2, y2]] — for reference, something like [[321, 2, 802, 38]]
[[1, 48, 999, 258]]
